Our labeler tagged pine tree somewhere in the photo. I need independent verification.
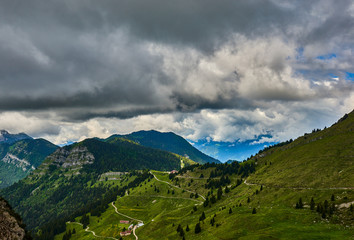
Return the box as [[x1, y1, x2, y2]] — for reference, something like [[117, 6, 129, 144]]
[[186, 224, 190, 232], [298, 198, 303, 209], [229, 208, 232, 214], [217, 187, 223, 200], [329, 203, 335, 215], [321, 210, 326, 219], [80, 214, 90, 228], [210, 195, 216, 204], [324, 200, 329, 211], [176, 224, 182, 233], [316, 203, 321, 213], [203, 197, 209, 207], [210, 217, 214, 226], [252, 208, 257, 214], [247, 197, 250, 203], [350, 204, 353, 213], [310, 197, 315, 210], [195, 222, 201, 234], [179, 228, 185, 237], [199, 211, 206, 221], [331, 194, 335, 201]]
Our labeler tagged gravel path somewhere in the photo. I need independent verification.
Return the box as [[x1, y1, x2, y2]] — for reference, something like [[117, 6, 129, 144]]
[[150, 171, 206, 200]]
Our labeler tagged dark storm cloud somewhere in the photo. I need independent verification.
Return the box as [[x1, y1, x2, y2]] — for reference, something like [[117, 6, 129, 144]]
[[170, 91, 255, 112], [93, 0, 296, 51], [299, 0, 354, 46], [0, 0, 353, 123]]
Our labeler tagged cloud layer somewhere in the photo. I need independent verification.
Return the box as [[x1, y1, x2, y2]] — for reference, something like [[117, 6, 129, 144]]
[[0, 0, 353, 146]]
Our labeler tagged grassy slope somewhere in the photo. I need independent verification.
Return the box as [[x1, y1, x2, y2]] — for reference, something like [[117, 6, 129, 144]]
[[57, 170, 354, 240], [248, 111, 354, 188]]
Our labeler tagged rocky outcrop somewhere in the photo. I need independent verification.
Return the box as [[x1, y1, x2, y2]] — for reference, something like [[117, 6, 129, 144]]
[[0, 197, 31, 240], [1, 154, 33, 172], [47, 146, 95, 168]]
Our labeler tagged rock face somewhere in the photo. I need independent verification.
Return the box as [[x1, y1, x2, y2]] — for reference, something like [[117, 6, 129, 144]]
[[0, 197, 31, 240], [0, 130, 32, 144], [47, 146, 95, 168], [2, 153, 33, 171]]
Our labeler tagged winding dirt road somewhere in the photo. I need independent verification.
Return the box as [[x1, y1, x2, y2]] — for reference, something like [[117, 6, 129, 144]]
[[112, 201, 143, 240], [66, 221, 118, 240], [111, 202, 143, 223], [244, 179, 354, 190], [150, 171, 206, 201]]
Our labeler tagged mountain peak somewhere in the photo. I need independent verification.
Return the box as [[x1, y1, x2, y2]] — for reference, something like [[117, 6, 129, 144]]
[[106, 130, 220, 164], [0, 130, 32, 144], [0, 130, 10, 135]]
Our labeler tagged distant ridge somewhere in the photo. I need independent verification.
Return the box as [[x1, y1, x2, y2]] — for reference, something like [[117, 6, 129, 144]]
[[105, 130, 220, 164], [0, 132, 58, 188], [0, 130, 32, 144]]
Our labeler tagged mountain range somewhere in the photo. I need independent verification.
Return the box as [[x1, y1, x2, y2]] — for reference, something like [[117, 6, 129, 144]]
[[0, 131, 58, 188], [0, 129, 219, 189]]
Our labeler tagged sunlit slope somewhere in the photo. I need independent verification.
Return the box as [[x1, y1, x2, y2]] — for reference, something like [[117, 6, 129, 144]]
[[56, 168, 354, 240], [248, 111, 354, 188]]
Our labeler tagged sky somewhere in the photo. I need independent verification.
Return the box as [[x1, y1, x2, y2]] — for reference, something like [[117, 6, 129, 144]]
[[0, 0, 353, 151]]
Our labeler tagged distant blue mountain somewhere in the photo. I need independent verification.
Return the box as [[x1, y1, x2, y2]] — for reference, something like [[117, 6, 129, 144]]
[[189, 134, 277, 162]]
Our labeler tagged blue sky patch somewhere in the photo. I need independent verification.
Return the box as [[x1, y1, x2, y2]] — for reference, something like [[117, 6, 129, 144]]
[[346, 72, 354, 80], [316, 53, 337, 60]]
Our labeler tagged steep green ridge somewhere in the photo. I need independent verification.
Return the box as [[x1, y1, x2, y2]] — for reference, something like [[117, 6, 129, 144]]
[[105, 130, 220, 164], [248, 110, 354, 188], [0, 138, 195, 238], [0, 138, 58, 188], [55, 112, 353, 239]]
